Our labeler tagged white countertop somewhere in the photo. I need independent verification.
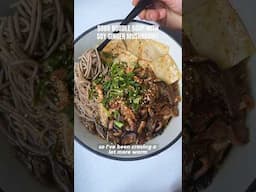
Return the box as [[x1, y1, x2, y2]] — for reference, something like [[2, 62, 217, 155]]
[[74, 1, 182, 192]]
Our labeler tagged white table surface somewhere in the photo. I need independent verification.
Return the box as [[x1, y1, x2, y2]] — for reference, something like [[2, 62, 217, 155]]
[[74, 1, 182, 192]]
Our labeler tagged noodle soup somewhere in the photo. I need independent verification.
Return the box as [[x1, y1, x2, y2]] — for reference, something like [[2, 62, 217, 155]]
[[74, 21, 182, 159]]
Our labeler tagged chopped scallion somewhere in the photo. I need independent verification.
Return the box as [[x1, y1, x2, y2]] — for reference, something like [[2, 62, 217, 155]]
[[114, 120, 124, 128]]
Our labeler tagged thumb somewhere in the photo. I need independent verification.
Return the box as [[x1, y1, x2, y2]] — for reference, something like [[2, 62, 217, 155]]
[[160, 0, 182, 15]]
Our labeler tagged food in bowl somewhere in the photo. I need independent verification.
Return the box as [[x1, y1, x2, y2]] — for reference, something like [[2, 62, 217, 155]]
[[183, 0, 255, 190], [75, 39, 181, 145], [0, 0, 73, 191], [182, 36, 254, 191]]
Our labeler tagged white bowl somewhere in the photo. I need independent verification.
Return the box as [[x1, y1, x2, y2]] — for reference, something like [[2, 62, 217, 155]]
[[74, 20, 182, 160]]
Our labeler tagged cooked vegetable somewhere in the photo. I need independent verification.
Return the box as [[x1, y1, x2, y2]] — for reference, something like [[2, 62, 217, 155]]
[[93, 60, 143, 112], [114, 121, 124, 129]]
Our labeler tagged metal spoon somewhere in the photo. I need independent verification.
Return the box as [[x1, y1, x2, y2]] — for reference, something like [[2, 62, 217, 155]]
[[97, 0, 154, 51]]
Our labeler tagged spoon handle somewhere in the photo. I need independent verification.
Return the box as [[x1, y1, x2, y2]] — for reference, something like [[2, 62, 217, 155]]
[[97, 0, 153, 51], [121, 0, 153, 25]]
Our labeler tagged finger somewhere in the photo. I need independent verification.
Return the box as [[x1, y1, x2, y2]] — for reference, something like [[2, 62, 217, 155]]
[[158, 8, 167, 20], [145, 10, 159, 21], [163, 10, 182, 29], [138, 10, 146, 19], [144, 8, 167, 21], [132, 0, 139, 6], [160, 0, 182, 14]]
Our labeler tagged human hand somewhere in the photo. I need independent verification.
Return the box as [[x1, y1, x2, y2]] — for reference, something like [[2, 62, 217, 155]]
[[132, 0, 182, 29]]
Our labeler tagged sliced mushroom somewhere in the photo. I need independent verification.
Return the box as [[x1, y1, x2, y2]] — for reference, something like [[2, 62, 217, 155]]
[[120, 102, 136, 130], [193, 157, 210, 180], [137, 121, 146, 134], [170, 106, 179, 117], [107, 131, 120, 144], [201, 119, 230, 140], [211, 141, 231, 162], [138, 137, 147, 144], [140, 108, 148, 120], [121, 133, 137, 145], [113, 129, 123, 137], [160, 105, 173, 120], [147, 107, 154, 117], [211, 140, 230, 152], [125, 118, 136, 131], [154, 121, 163, 133]]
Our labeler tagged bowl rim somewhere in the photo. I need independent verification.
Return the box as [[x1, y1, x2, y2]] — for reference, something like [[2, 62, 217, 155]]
[[74, 19, 182, 161]]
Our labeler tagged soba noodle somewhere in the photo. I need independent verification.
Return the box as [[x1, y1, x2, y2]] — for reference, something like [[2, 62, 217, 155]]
[[74, 49, 107, 123], [0, 0, 73, 191]]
